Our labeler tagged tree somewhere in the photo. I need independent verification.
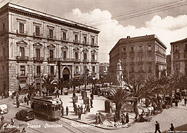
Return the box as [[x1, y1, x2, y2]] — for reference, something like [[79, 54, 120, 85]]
[[108, 87, 130, 120], [42, 76, 56, 96]]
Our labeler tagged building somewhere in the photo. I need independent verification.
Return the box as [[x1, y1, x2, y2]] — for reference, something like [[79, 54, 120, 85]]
[[109, 35, 167, 82], [171, 38, 187, 75], [166, 55, 171, 75], [99, 63, 109, 77], [0, 3, 99, 96]]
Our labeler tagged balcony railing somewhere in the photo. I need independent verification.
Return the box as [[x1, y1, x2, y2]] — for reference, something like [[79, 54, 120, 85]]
[[73, 40, 81, 44], [33, 57, 44, 63], [82, 41, 89, 46], [47, 35, 56, 40], [47, 57, 57, 63], [61, 38, 69, 42], [91, 59, 97, 63], [33, 32, 43, 38], [16, 30, 28, 36], [16, 56, 29, 62], [83, 59, 89, 63], [72, 58, 81, 63]]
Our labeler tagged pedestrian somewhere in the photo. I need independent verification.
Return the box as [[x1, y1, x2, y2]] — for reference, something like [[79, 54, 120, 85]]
[[98, 112, 102, 124], [24, 96, 26, 103], [10, 118, 14, 125], [17, 100, 20, 108], [90, 93, 94, 100], [90, 99, 93, 108], [26, 97, 29, 105], [66, 106, 69, 116], [184, 97, 187, 105], [80, 105, 83, 114], [155, 121, 161, 133], [60, 99, 63, 106], [22, 127, 26, 133], [170, 123, 175, 131], [61, 106, 64, 117], [2, 93, 4, 99], [126, 113, 129, 123], [1, 116, 4, 123], [121, 114, 125, 125], [78, 108, 81, 120], [95, 113, 98, 124], [74, 104, 77, 115]]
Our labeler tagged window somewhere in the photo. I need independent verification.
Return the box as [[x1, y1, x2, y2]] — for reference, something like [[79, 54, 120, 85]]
[[84, 53, 87, 60], [148, 45, 152, 51], [75, 34, 78, 42], [63, 51, 66, 59], [49, 50, 54, 58], [50, 66, 54, 75], [148, 65, 152, 73], [49, 29, 53, 38], [62, 31, 66, 40], [91, 38, 95, 45], [2, 23, 5, 32], [92, 54, 95, 61], [35, 26, 40, 36], [20, 65, 25, 76], [36, 66, 41, 75], [92, 66, 95, 73], [75, 52, 78, 60], [83, 36, 87, 44], [139, 45, 143, 52], [36, 49, 40, 58], [75, 66, 79, 73], [19, 22, 24, 34], [131, 46, 134, 52], [20, 47, 25, 57], [123, 47, 126, 53], [185, 44, 187, 52]]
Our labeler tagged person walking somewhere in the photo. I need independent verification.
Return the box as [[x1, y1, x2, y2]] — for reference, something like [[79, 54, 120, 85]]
[[61, 106, 64, 117], [10, 118, 14, 125], [1, 116, 4, 123], [155, 121, 161, 133], [21, 127, 26, 133], [66, 106, 69, 116], [170, 123, 175, 132], [184, 97, 187, 105], [126, 113, 129, 124], [90, 99, 93, 108]]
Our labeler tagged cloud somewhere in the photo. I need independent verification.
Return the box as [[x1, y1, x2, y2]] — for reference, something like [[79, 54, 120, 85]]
[[64, 9, 187, 63]]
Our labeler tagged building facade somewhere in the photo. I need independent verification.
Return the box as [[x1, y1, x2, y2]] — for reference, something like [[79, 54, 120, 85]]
[[109, 35, 167, 81], [166, 55, 171, 75], [0, 3, 99, 96], [99, 63, 109, 77], [171, 38, 187, 75]]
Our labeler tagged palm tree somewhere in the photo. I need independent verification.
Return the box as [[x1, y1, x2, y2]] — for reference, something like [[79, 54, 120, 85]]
[[42, 76, 57, 96], [109, 87, 130, 120]]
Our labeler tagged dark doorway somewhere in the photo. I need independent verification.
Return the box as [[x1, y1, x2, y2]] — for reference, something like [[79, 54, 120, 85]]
[[62, 68, 70, 81]]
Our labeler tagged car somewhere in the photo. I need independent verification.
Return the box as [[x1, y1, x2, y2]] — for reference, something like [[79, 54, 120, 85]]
[[0, 104, 8, 115], [15, 109, 35, 121]]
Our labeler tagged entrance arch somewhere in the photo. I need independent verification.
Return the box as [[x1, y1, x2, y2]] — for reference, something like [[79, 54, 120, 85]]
[[62, 67, 70, 81]]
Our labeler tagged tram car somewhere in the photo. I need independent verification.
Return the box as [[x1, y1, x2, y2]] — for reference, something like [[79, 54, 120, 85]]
[[31, 96, 62, 120]]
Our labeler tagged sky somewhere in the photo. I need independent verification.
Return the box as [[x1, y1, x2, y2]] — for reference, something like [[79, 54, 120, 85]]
[[1, 0, 187, 62]]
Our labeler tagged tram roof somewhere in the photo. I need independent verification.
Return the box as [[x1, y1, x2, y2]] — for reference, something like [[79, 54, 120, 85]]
[[32, 96, 61, 105]]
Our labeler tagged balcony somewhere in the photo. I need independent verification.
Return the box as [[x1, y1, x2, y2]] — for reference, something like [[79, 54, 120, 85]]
[[72, 59, 81, 63], [33, 32, 43, 38], [83, 59, 89, 63], [61, 38, 69, 43], [47, 35, 56, 40], [16, 30, 28, 36], [47, 57, 57, 63], [82, 41, 89, 46], [33, 57, 44, 63], [91, 59, 97, 63], [73, 40, 81, 44], [16, 56, 29, 63]]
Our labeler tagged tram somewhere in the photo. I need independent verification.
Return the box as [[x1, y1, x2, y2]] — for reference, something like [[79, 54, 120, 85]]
[[31, 96, 61, 120]]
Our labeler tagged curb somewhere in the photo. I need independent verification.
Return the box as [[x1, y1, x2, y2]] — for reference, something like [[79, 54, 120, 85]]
[[61, 116, 132, 130]]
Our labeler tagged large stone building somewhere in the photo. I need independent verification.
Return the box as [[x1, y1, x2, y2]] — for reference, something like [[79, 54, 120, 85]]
[[171, 38, 187, 75], [109, 35, 167, 82], [166, 55, 171, 75], [0, 3, 99, 96]]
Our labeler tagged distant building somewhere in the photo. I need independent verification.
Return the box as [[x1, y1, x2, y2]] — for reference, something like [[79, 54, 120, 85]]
[[166, 55, 171, 75], [171, 38, 187, 75], [99, 63, 109, 77], [109, 35, 167, 81], [0, 3, 99, 96]]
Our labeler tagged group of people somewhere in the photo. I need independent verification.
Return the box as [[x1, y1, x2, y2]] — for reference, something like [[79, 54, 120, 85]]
[[121, 113, 129, 125]]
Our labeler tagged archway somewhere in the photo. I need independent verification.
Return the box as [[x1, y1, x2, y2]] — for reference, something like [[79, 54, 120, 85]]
[[62, 67, 70, 81]]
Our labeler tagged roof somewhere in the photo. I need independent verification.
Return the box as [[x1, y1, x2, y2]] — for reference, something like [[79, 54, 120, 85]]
[[0, 3, 99, 34], [109, 34, 167, 55], [170, 38, 187, 45]]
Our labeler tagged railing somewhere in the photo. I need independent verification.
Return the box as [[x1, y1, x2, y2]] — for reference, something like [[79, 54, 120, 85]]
[[33, 57, 44, 62], [61, 38, 69, 42], [16, 30, 28, 35], [47, 35, 56, 40], [47, 57, 57, 63], [33, 32, 43, 38], [73, 40, 81, 44], [83, 59, 89, 63], [91, 59, 97, 63], [16, 56, 29, 62], [82, 41, 89, 46]]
